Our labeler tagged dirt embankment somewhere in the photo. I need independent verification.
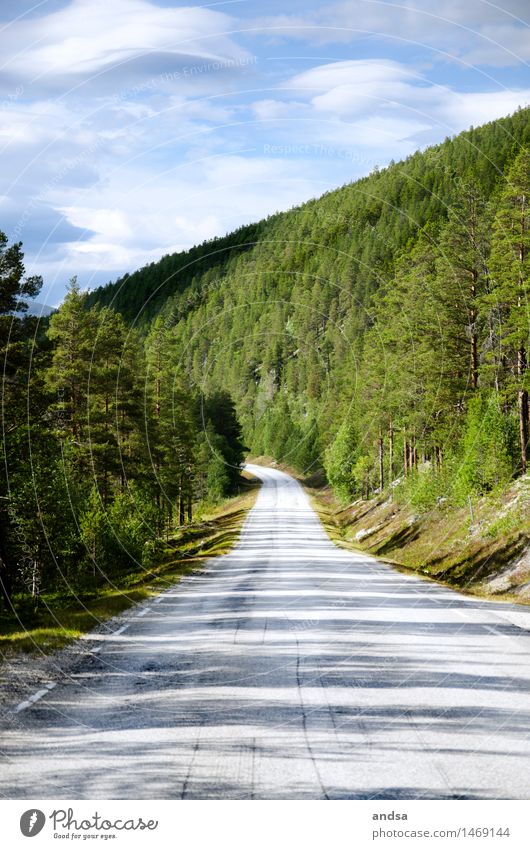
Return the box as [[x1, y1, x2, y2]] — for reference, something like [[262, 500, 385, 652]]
[[306, 474, 530, 604]]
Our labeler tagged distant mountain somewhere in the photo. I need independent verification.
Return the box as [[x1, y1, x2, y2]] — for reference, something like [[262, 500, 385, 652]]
[[18, 300, 55, 317]]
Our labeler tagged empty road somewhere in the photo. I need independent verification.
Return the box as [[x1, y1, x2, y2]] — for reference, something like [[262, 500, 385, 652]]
[[1, 464, 530, 799]]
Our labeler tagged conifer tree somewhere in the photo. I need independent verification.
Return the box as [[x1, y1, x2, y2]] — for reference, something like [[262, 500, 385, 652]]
[[489, 149, 530, 472]]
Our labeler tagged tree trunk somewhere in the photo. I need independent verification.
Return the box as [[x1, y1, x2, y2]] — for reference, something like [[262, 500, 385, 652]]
[[517, 220, 529, 472], [0, 519, 12, 608], [517, 345, 529, 474], [179, 476, 186, 525], [378, 434, 384, 490], [470, 261, 479, 391], [388, 424, 394, 482]]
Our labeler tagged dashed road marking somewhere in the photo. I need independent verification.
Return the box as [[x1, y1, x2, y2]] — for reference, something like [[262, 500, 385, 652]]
[[137, 607, 151, 617], [113, 624, 129, 636], [15, 682, 56, 713]]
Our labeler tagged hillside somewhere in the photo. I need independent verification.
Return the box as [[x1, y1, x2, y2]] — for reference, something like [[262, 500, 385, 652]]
[[3, 107, 530, 626], [87, 107, 530, 598], [90, 106, 530, 476], [86, 219, 272, 324], [309, 470, 530, 602], [91, 110, 530, 343]]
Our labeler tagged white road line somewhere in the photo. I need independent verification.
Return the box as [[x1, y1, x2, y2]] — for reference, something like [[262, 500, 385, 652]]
[[92, 645, 102, 654], [113, 624, 129, 636], [14, 683, 56, 713], [29, 689, 49, 702], [137, 607, 151, 617], [153, 596, 164, 604]]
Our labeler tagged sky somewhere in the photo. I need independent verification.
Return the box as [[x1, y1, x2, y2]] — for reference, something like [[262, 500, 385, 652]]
[[1, 0, 530, 306]]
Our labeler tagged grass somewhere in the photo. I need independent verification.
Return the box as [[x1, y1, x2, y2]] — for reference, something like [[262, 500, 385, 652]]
[[0, 475, 260, 657], [303, 472, 530, 604]]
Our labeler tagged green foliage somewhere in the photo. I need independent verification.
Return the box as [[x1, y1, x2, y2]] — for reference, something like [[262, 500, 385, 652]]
[[324, 419, 358, 502], [453, 394, 517, 503], [0, 239, 247, 610], [394, 464, 453, 512], [83, 108, 530, 509], [201, 391, 246, 491], [5, 108, 530, 613]]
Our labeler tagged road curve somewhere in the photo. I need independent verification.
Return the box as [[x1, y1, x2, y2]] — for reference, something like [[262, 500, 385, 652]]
[[1, 464, 530, 799]]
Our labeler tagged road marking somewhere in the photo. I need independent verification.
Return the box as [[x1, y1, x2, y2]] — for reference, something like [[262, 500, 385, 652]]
[[14, 682, 56, 713], [92, 645, 102, 654], [113, 624, 129, 636], [137, 607, 151, 617], [153, 596, 164, 604]]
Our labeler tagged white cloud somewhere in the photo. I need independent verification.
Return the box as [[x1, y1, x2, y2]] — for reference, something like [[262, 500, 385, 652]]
[[0, 101, 75, 146], [0, 0, 249, 85], [251, 0, 530, 66], [251, 59, 530, 153], [31, 153, 325, 300], [59, 206, 132, 240], [3, 0, 529, 309]]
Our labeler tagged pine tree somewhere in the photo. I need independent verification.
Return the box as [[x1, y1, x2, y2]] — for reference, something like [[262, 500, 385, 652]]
[[0, 232, 43, 605], [435, 180, 490, 392], [489, 149, 530, 473], [46, 277, 97, 445]]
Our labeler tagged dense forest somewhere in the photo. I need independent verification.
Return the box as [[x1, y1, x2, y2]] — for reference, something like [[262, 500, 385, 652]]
[[2, 106, 530, 608], [0, 266, 245, 607], [92, 106, 530, 503]]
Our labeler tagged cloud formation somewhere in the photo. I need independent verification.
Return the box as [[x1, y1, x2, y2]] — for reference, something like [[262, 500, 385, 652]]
[[0, 0, 528, 305], [0, 0, 249, 92], [253, 59, 530, 155], [252, 0, 530, 66]]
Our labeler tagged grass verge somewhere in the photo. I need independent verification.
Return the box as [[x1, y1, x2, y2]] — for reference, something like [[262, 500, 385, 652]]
[[304, 475, 530, 605], [248, 456, 530, 605], [0, 473, 260, 657]]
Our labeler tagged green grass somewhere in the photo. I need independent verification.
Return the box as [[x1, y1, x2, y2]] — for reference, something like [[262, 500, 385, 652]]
[[0, 478, 260, 657], [304, 473, 530, 603]]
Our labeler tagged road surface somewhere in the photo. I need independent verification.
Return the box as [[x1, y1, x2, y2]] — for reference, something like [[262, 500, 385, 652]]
[[1, 464, 530, 799]]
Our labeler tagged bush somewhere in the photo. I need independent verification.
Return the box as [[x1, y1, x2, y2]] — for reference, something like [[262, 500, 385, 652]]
[[394, 463, 453, 512], [324, 419, 358, 502], [453, 393, 517, 503]]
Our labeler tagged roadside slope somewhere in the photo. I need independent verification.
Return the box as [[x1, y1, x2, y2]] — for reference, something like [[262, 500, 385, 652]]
[[307, 473, 530, 603]]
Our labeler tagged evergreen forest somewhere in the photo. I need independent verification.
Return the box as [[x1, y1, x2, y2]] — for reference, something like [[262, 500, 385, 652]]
[[3, 106, 530, 610]]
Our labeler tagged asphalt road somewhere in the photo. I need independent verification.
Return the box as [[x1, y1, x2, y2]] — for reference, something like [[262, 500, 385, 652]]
[[2, 464, 530, 799]]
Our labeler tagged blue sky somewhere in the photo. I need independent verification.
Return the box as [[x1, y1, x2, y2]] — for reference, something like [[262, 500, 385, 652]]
[[1, 0, 529, 306]]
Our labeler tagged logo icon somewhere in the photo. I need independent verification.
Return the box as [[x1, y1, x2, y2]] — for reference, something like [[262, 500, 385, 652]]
[[20, 810, 46, 837]]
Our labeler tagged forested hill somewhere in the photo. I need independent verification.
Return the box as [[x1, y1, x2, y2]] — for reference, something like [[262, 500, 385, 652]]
[[89, 107, 530, 332], [2, 106, 530, 620], [89, 107, 530, 507], [85, 219, 271, 323]]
